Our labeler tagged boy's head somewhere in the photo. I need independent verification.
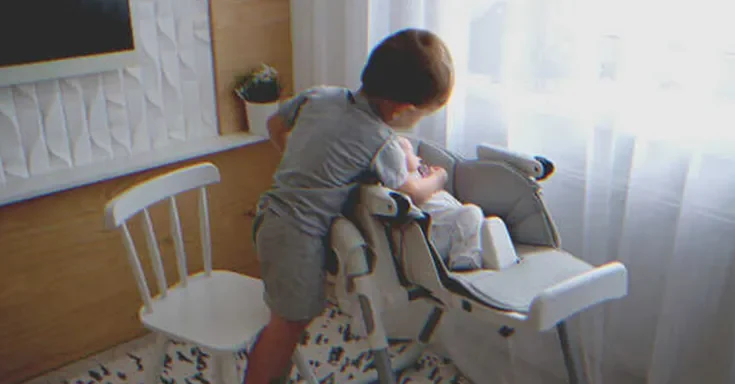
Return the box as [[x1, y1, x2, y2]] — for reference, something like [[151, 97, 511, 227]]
[[397, 136, 422, 173], [361, 28, 455, 129]]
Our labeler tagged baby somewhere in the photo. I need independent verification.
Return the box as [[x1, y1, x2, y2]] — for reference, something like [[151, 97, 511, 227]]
[[398, 137, 487, 270]]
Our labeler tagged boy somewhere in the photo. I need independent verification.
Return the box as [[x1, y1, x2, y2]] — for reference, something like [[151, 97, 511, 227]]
[[245, 28, 454, 384]]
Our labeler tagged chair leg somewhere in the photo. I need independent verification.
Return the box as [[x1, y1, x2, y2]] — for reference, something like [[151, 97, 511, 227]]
[[212, 352, 240, 384], [557, 322, 584, 384], [147, 334, 168, 384], [292, 347, 319, 384]]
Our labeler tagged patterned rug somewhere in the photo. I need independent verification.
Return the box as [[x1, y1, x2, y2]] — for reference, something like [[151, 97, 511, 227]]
[[37, 304, 471, 384]]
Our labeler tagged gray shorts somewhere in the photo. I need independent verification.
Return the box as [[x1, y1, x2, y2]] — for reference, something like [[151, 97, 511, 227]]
[[253, 210, 327, 322]]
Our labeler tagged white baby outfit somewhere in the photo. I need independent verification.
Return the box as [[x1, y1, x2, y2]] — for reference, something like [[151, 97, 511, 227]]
[[410, 171, 485, 270]]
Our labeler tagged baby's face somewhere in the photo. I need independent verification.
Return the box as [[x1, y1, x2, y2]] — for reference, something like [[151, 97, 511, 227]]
[[398, 137, 422, 172]]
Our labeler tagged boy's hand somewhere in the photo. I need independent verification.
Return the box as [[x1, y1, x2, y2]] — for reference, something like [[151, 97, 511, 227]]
[[398, 165, 448, 205], [267, 115, 290, 153]]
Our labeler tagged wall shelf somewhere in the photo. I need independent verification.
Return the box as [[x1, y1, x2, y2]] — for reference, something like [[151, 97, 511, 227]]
[[0, 133, 267, 207]]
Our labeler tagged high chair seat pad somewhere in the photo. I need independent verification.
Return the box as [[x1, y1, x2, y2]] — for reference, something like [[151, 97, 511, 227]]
[[450, 245, 593, 313]]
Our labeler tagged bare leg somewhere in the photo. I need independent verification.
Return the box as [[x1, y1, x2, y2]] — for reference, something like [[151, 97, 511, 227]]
[[244, 312, 310, 384]]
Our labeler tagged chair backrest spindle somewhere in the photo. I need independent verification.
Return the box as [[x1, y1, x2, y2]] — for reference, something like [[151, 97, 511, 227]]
[[169, 196, 188, 288], [121, 222, 154, 313], [105, 162, 221, 312], [142, 208, 168, 297], [199, 187, 213, 276]]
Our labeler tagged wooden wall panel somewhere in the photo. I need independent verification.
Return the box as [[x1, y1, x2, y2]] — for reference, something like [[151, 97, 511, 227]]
[[210, 0, 294, 135], [0, 143, 280, 384]]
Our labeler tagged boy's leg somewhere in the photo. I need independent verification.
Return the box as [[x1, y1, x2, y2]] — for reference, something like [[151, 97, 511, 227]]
[[249, 211, 326, 383], [243, 312, 309, 384]]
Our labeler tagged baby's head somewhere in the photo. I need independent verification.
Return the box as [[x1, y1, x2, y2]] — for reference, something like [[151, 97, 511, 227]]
[[361, 28, 455, 130], [397, 136, 422, 173]]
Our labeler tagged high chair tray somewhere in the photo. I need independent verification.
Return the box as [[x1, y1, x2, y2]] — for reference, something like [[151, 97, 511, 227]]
[[446, 245, 627, 330]]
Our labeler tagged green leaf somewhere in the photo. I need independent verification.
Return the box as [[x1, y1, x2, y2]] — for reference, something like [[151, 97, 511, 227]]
[[234, 63, 282, 102]]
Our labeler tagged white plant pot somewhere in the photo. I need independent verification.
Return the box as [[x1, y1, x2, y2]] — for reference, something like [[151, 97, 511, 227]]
[[243, 100, 279, 137]]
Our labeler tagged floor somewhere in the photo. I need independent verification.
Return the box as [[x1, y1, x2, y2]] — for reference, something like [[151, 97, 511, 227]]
[[24, 304, 471, 384]]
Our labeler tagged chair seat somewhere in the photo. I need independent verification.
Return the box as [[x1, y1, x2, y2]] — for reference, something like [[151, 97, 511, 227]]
[[140, 270, 270, 352], [451, 245, 593, 313]]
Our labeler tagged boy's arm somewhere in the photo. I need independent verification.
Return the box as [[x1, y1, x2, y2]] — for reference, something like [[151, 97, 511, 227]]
[[266, 88, 316, 153], [267, 115, 290, 153], [373, 138, 447, 205]]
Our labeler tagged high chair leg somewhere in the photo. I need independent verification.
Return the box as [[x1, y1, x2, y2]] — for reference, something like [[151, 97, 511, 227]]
[[557, 322, 584, 384], [355, 294, 395, 384], [292, 347, 319, 384]]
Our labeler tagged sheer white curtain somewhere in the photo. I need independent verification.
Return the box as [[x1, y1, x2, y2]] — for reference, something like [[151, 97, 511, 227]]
[[291, 0, 735, 383]]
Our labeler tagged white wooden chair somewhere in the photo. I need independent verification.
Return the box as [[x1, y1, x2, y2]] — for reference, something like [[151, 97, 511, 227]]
[[104, 162, 318, 384]]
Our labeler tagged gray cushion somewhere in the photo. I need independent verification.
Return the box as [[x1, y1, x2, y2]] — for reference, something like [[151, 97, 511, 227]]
[[454, 161, 559, 248]]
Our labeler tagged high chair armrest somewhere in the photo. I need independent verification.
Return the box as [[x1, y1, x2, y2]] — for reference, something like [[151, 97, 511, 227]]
[[476, 144, 554, 180]]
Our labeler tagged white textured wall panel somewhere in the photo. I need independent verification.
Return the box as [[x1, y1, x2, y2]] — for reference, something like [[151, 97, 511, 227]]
[[0, 88, 28, 182], [123, 67, 151, 154], [14, 85, 50, 176], [36, 81, 73, 171], [60, 78, 93, 167], [80, 75, 114, 162], [103, 71, 133, 158], [0, 0, 217, 185], [193, 2, 217, 137]]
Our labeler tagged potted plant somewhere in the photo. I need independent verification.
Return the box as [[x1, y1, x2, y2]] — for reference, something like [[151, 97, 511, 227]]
[[234, 63, 282, 136]]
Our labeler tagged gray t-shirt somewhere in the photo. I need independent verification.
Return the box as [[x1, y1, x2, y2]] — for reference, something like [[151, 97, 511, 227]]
[[258, 86, 409, 236]]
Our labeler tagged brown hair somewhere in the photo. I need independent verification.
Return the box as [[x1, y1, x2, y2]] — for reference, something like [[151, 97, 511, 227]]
[[361, 28, 454, 108]]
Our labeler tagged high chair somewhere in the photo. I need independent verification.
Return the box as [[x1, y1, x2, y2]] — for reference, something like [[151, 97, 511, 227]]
[[327, 139, 629, 384]]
